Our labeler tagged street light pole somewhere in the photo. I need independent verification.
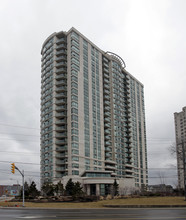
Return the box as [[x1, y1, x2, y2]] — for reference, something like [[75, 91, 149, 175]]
[[14, 166, 25, 207]]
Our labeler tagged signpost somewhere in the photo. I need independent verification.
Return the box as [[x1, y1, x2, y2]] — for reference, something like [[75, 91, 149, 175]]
[[11, 163, 24, 207]]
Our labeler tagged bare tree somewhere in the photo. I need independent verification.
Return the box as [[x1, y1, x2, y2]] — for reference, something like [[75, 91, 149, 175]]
[[157, 171, 166, 185], [169, 142, 182, 160]]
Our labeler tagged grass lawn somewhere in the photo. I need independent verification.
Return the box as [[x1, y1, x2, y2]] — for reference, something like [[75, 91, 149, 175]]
[[1, 197, 186, 208]]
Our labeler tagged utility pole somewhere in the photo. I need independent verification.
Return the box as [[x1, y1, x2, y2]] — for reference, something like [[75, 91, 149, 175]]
[[11, 163, 25, 207]]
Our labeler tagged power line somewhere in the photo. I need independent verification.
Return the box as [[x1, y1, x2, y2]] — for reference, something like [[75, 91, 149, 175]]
[[0, 150, 39, 155], [0, 138, 39, 142], [0, 122, 39, 130], [0, 132, 40, 137], [0, 160, 40, 165]]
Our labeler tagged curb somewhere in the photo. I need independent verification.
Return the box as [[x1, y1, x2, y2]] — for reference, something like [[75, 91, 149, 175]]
[[104, 205, 186, 208]]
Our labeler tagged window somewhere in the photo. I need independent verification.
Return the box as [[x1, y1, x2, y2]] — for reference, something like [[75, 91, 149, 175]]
[[72, 156, 79, 161], [72, 170, 79, 175], [72, 142, 79, 149], [71, 101, 78, 108], [72, 163, 79, 168], [71, 108, 78, 114], [72, 114, 78, 121]]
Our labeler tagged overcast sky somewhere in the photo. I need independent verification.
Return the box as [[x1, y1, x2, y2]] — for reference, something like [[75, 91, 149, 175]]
[[0, 0, 185, 187]]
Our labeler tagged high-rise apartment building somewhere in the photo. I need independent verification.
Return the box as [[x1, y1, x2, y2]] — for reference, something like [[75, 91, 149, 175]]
[[174, 106, 186, 189], [41, 27, 148, 195]]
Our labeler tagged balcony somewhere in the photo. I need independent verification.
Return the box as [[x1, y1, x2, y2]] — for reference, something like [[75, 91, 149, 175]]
[[56, 167, 66, 172], [56, 146, 67, 152], [56, 86, 67, 92], [56, 38, 66, 45], [105, 165, 117, 171], [56, 160, 65, 165], [55, 99, 66, 105], [125, 163, 134, 169], [105, 147, 112, 152], [105, 152, 112, 157], [124, 174, 134, 178], [55, 132, 67, 138], [104, 101, 110, 106], [55, 152, 67, 158], [56, 55, 67, 62], [55, 92, 66, 98], [56, 43, 66, 50], [104, 88, 110, 95], [105, 135, 111, 141], [104, 95, 110, 101], [56, 61, 67, 68], [55, 126, 67, 132], [56, 49, 67, 57], [104, 106, 110, 111], [104, 84, 110, 90], [55, 113, 67, 119], [56, 67, 67, 74], [104, 122, 111, 129], [55, 106, 67, 112], [55, 74, 66, 80], [105, 129, 111, 135], [104, 78, 109, 84], [105, 141, 111, 146], [104, 112, 111, 117], [56, 80, 67, 86], [104, 117, 111, 123]]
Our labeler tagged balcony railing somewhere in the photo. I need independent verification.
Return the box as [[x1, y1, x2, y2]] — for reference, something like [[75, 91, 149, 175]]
[[56, 146, 67, 152], [56, 86, 67, 92], [55, 132, 67, 137]]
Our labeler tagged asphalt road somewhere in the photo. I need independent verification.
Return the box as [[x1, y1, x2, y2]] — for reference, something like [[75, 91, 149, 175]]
[[1, 208, 186, 220]]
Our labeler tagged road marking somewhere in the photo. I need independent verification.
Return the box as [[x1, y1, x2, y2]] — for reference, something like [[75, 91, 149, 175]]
[[18, 216, 56, 219]]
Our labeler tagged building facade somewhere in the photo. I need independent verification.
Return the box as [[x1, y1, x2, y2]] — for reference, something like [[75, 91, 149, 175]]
[[40, 27, 148, 195], [174, 106, 186, 189]]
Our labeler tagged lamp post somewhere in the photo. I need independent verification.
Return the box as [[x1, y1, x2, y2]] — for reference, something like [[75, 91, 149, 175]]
[[11, 163, 25, 207]]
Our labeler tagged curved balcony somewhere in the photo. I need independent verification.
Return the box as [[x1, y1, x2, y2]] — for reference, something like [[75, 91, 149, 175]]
[[104, 95, 110, 101], [104, 101, 110, 106], [104, 122, 111, 129], [104, 84, 110, 90], [55, 153, 67, 159], [105, 141, 111, 146], [56, 86, 67, 92], [55, 112, 67, 119], [56, 79, 67, 86], [104, 78, 109, 84], [105, 134, 111, 140], [56, 37, 66, 44], [105, 165, 117, 171], [56, 67, 67, 74], [55, 125, 67, 132], [105, 129, 111, 135], [56, 61, 67, 69], [56, 167, 66, 172], [104, 112, 111, 118], [56, 43, 67, 51], [55, 99, 66, 106], [56, 159, 66, 165], [56, 146, 67, 152], [104, 88, 110, 95], [105, 147, 112, 152], [55, 73, 66, 80], [56, 49, 67, 57], [55, 131, 67, 138], [55, 92, 67, 98], [56, 56, 67, 63]]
